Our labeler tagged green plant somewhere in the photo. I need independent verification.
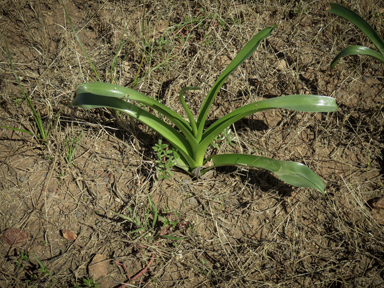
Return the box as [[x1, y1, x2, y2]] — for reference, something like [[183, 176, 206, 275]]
[[58, 170, 67, 179], [210, 127, 237, 150], [112, 194, 184, 241], [328, 3, 384, 67], [112, 194, 157, 240], [73, 278, 99, 288], [294, 4, 309, 14], [152, 138, 180, 180], [1, 36, 60, 142], [15, 251, 30, 268], [65, 131, 83, 164], [16, 253, 58, 287], [112, 194, 184, 286], [13, 97, 22, 107], [72, 25, 338, 194]]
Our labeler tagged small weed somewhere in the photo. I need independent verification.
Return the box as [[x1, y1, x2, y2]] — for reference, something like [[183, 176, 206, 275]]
[[112, 194, 186, 286], [58, 170, 67, 179], [112, 194, 186, 241], [15, 251, 30, 268], [14, 253, 58, 287], [73, 278, 99, 288], [13, 97, 22, 107], [210, 127, 237, 150], [1, 35, 61, 143], [65, 131, 83, 164], [155, 36, 171, 52], [153, 138, 179, 180], [294, 4, 309, 14]]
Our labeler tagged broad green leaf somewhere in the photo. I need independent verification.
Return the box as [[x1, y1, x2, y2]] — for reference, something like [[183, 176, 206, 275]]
[[195, 25, 276, 140], [75, 83, 198, 148], [210, 154, 326, 194], [330, 45, 384, 68], [72, 90, 198, 168], [179, 86, 200, 137], [195, 95, 337, 165], [328, 3, 384, 56]]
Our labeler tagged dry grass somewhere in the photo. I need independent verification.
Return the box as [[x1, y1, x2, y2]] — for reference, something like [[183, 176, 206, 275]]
[[0, 0, 383, 287]]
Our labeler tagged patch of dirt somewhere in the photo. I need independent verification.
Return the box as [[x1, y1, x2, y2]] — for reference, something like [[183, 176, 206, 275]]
[[1, 0, 384, 287]]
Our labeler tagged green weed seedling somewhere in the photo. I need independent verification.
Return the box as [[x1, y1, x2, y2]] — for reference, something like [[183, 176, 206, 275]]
[[15, 251, 30, 269], [73, 278, 99, 288], [13, 97, 22, 107], [112, 193, 158, 241], [112, 195, 184, 286], [294, 4, 309, 15], [1, 36, 60, 143], [15, 253, 58, 287], [65, 131, 83, 164], [210, 127, 237, 151], [328, 3, 384, 67], [112, 194, 184, 242], [152, 138, 180, 180], [72, 25, 338, 194]]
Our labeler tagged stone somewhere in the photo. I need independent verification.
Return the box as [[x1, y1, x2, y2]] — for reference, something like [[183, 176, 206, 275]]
[[1, 228, 29, 246], [62, 230, 77, 241], [88, 254, 108, 280]]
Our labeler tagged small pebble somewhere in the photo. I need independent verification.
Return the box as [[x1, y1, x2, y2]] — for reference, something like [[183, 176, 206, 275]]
[[117, 169, 122, 174], [19, 176, 27, 183], [276, 59, 287, 71], [1, 228, 29, 245], [103, 178, 109, 183], [76, 211, 82, 218], [189, 197, 197, 205]]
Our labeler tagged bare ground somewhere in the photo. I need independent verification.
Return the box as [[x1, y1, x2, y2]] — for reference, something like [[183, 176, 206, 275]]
[[0, 0, 384, 287]]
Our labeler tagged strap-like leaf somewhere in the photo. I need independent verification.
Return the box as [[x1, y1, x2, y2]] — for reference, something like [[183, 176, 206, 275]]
[[195, 95, 337, 165], [195, 25, 276, 140], [179, 87, 200, 137], [75, 83, 198, 148], [210, 154, 326, 194], [328, 3, 384, 56], [330, 45, 384, 68], [72, 91, 197, 168]]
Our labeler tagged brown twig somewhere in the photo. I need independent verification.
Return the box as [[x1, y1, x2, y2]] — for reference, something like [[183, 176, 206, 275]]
[[115, 261, 131, 281]]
